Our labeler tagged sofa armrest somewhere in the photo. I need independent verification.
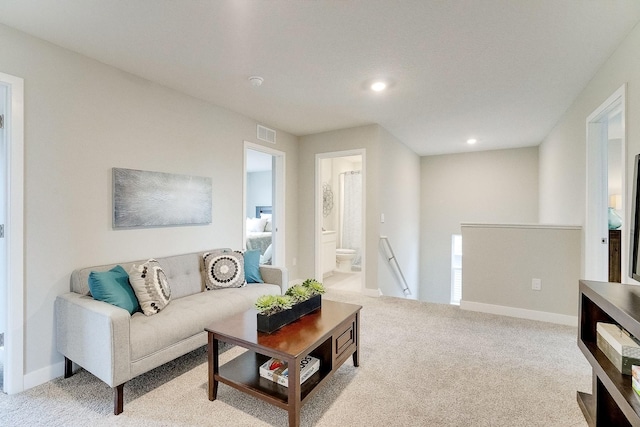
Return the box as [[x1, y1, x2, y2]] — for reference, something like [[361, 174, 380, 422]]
[[259, 265, 289, 293], [55, 292, 131, 387]]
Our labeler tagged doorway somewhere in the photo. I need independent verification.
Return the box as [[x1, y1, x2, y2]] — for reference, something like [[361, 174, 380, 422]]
[[243, 141, 286, 267], [0, 71, 24, 395], [585, 84, 626, 282], [315, 151, 365, 293], [0, 81, 6, 392]]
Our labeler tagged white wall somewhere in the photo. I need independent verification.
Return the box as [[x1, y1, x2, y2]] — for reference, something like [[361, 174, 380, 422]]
[[461, 224, 581, 324], [539, 20, 640, 283], [0, 84, 6, 338], [0, 23, 299, 386], [420, 147, 539, 303], [378, 127, 420, 298]]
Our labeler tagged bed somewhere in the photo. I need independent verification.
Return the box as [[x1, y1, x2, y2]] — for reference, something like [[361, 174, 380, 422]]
[[246, 206, 273, 264]]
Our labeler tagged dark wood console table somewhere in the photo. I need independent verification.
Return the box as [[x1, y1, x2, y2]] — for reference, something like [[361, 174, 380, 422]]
[[578, 280, 640, 426]]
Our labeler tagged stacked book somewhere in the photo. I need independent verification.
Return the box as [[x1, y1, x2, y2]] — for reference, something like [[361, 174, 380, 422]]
[[596, 322, 640, 375], [259, 355, 320, 387], [632, 365, 640, 399]]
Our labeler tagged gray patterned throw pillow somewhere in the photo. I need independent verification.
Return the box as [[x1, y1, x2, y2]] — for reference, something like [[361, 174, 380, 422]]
[[203, 251, 247, 290], [129, 259, 171, 316]]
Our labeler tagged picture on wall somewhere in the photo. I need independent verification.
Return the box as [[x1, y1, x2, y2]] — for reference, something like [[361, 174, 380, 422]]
[[113, 167, 212, 228]]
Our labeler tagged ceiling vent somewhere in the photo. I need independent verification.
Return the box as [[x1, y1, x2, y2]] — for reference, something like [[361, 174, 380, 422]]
[[257, 124, 276, 144]]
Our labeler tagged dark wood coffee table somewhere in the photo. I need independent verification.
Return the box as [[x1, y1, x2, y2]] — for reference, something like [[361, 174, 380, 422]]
[[206, 299, 361, 427]]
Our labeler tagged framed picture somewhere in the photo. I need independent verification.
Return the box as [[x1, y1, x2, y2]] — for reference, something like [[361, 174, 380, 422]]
[[113, 167, 212, 228]]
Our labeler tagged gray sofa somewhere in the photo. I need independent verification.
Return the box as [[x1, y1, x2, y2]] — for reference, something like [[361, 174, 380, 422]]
[[55, 249, 287, 414]]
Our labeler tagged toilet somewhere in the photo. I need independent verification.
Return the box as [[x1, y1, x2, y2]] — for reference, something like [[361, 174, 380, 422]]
[[336, 249, 356, 272]]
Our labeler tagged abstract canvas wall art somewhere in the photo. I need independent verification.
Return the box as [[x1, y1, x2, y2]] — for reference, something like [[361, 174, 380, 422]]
[[113, 168, 212, 228]]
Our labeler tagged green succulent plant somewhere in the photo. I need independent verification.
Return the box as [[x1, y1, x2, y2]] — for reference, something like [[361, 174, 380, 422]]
[[285, 284, 312, 303], [254, 294, 294, 316], [302, 279, 326, 296]]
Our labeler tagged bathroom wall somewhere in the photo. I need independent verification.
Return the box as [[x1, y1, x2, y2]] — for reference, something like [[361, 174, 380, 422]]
[[324, 156, 362, 246], [320, 158, 335, 232]]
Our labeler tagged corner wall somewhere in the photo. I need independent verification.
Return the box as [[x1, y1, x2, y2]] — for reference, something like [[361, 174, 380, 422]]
[[420, 147, 539, 303], [378, 127, 420, 298], [0, 23, 299, 387], [298, 124, 421, 298], [298, 125, 381, 292], [539, 21, 640, 283]]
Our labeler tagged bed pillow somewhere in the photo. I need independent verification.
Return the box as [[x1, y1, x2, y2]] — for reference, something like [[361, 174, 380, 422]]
[[128, 259, 172, 316], [88, 265, 140, 315], [264, 219, 272, 232], [243, 250, 264, 283], [203, 251, 247, 290], [247, 217, 268, 232]]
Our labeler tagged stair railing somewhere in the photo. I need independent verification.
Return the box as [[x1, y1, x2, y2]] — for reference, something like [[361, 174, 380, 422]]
[[380, 236, 411, 296]]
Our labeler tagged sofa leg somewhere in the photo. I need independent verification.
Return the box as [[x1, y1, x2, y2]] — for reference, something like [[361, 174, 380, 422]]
[[114, 384, 124, 415], [64, 357, 73, 379]]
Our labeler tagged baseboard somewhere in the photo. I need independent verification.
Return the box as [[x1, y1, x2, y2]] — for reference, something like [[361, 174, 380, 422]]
[[460, 300, 578, 326], [23, 360, 65, 391]]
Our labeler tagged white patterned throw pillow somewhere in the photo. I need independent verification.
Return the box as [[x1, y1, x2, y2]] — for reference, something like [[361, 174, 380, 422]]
[[203, 251, 247, 290], [129, 259, 171, 316]]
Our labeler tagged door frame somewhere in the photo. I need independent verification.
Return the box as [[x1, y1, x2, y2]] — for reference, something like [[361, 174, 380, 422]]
[[0, 71, 24, 394], [314, 149, 366, 290], [243, 141, 286, 267], [585, 83, 626, 282]]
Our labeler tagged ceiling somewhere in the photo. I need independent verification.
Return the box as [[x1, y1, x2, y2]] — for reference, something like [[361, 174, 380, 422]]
[[1, 1, 639, 156]]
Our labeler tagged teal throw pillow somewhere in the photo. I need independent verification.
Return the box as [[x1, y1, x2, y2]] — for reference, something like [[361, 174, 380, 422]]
[[88, 265, 140, 315], [244, 250, 264, 283]]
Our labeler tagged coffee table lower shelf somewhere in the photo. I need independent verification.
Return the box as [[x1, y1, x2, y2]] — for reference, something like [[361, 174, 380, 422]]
[[216, 351, 328, 408]]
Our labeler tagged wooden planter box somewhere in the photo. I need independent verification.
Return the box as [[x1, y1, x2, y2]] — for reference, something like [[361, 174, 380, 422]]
[[257, 295, 322, 334]]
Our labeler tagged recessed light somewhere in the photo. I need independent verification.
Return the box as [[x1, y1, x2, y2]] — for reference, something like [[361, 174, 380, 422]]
[[371, 81, 387, 92], [467, 138, 477, 145]]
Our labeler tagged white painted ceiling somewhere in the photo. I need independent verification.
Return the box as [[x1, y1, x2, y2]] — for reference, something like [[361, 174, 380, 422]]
[[1, 0, 639, 156]]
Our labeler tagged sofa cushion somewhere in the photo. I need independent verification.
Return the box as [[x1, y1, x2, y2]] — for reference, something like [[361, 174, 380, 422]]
[[154, 252, 211, 298], [88, 265, 140, 314], [203, 251, 247, 290], [243, 250, 264, 283], [129, 283, 280, 361], [129, 259, 172, 316]]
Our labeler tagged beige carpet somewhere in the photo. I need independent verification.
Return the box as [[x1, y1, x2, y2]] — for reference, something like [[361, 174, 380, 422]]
[[0, 290, 591, 426]]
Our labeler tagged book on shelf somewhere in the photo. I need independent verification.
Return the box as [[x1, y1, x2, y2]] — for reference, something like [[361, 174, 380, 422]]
[[633, 365, 640, 398], [259, 355, 320, 387], [596, 322, 640, 375]]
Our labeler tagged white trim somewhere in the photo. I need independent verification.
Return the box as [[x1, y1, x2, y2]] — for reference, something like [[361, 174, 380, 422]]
[[0, 72, 24, 394], [461, 223, 581, 230], [585, 84, 626, 282], [23, 361, 64, 390], [243, 141, 286, 267], [460, 300, 578, 326], [315, 149, 368, 294]]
